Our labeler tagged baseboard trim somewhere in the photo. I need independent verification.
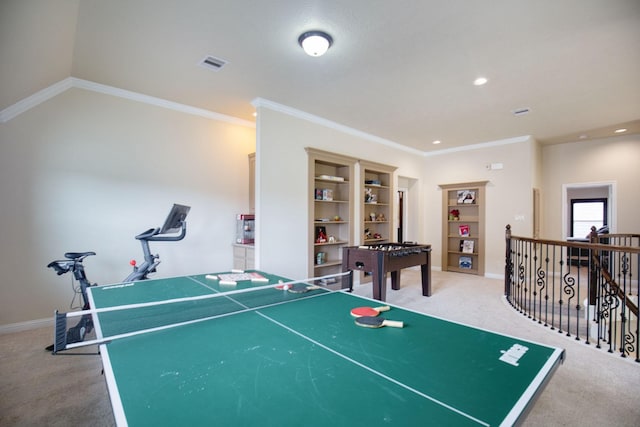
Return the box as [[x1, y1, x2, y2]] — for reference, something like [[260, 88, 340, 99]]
[[0, 318, 53, 335]]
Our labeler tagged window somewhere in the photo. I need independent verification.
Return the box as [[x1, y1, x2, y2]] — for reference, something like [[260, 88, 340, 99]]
[[571, 198, 607, 238]]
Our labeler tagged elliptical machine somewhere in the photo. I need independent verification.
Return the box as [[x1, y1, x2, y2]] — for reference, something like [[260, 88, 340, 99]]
[[46, 204, 190, 352]]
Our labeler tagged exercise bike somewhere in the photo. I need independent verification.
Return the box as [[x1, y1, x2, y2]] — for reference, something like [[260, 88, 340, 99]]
[[46, 204, 190, 353]]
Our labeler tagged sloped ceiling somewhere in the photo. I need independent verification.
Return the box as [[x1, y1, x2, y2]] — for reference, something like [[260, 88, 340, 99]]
[[0, 0, 78, 109], [2, 0, 639, 152]]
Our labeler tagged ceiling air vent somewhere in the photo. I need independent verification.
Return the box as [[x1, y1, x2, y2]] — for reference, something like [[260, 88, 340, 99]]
[[513, 108, 531, 116], [199, 55, 228, 72]]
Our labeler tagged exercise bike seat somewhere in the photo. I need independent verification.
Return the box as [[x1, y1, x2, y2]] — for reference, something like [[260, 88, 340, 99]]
[[64, 251, 96, 260]]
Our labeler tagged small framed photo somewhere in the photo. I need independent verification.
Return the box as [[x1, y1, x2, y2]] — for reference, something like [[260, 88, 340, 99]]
[[461, 240, 475, 254], [315, 226, 327, 243], [459, 256, 473, 269], [457, 190, 476, 204]]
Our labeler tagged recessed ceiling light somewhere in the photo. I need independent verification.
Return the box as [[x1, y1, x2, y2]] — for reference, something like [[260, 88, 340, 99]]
[[473, 77, 488, 86], [579, 134, 588, 139], [432, 140, 441, 145], [614, 128, 627, 133]]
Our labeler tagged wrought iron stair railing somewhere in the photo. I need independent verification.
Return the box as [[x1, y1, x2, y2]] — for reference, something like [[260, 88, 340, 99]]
[[504, 225, 640, 362]]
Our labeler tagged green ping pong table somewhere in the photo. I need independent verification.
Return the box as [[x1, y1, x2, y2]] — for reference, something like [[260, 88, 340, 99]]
[[87, 270, 564, 426]]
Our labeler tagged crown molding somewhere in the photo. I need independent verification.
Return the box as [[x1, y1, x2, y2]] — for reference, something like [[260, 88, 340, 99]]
[[252, 97, 531, 156], [0, 78, 73, 123], [425, 135, 532, 157], [1, 77, 255, 128], [71, 78, 254, 127], [2, 80, 530, 154], [252, 97, 425, 156]]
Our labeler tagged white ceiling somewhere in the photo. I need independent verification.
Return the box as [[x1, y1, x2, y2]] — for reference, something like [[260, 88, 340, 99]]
[[2, 0, 640, 152]]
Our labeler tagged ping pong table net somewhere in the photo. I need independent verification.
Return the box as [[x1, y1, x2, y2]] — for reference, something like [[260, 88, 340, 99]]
[[51, 271, 351, 354]]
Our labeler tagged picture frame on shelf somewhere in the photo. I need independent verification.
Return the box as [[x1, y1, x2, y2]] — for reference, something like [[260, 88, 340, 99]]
[[458, 224, 470, 237], [457, 190, 476, 204], [315, 226, 327, 243], [459, 256, 473, 269], [461, 240, 475, 254]]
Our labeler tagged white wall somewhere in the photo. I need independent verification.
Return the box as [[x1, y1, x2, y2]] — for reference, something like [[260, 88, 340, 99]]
[[0, 88, 255, 325], [423, 138, 537, 277], [541, 134, 640, 240]]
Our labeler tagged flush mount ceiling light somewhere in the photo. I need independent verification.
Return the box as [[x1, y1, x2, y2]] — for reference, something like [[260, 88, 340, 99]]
[[298, 31, 333, 57]]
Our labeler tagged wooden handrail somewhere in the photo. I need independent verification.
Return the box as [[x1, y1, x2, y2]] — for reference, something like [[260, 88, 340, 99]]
[[590, 253, 638, 317]]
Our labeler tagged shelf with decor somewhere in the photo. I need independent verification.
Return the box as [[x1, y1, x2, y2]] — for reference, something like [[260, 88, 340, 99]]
[[306, 148, 356, 278], [439, 181, 488, 275], [360, 161, 396, 246]]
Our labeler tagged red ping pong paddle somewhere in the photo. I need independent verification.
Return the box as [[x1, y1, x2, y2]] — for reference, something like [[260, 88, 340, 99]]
[[354, 316, 404, 329], [287, 283, 321, 294], [350, 305, 390, 318]]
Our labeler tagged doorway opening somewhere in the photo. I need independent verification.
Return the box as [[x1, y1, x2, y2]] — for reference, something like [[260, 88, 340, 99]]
[[397, 176, 419, 243], [562, 182, 616, 239]]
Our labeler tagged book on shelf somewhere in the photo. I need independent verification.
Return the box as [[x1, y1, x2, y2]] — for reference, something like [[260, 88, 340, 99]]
[[460, 240, 475, 254], [314, 188, 334, 201], [316, 174, 344, 182], [459, 256, 473, 269], [458, 224, 470, 237]]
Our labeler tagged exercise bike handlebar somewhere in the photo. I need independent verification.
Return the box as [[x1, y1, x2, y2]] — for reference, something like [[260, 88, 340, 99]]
[[124, 218, 188, 282], [134, 220, 187, 242]]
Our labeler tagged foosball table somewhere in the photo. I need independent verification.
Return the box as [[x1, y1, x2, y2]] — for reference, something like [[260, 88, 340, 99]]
[[341, 243, 432, 301]]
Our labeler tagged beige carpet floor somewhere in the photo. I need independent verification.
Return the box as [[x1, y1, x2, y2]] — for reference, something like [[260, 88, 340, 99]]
[[1, 270, 638, 426]]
